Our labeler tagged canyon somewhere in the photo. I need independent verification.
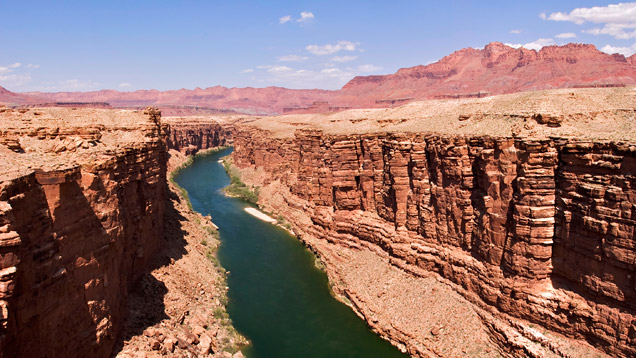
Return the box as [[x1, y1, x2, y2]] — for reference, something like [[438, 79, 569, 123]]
[[227, 86, 636, 357], [0, 106, 236, 357], [1, 75, 636, 357], [3, 42, 636, 115]]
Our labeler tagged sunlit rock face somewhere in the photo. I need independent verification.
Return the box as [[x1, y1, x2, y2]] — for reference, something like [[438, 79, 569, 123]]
[[229, 89, 636, 357]]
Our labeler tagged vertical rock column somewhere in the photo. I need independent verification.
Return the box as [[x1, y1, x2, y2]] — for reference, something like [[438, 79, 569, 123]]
[[0, 197, 19, 350], [470, 138, 518, 266], [502, 139, 556, 279]]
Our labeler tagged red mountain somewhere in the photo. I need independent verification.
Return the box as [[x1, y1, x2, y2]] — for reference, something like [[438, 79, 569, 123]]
[[0, 85, 32, 106], [336, 42, 636, 107], [5, 42, 636, 114]]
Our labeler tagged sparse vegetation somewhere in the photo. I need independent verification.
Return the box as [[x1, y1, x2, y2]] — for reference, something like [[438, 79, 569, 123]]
[[221, 156, 260, 204]]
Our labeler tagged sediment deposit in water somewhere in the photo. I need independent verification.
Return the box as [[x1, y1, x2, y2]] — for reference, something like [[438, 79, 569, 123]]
[[227, 87, 636, 357]]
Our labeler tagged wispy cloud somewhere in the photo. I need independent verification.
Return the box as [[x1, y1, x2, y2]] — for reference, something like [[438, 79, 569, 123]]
[[306, 41, 358, 55], [510, 29, 521, 34], [279, 11, 315, 24], [357, 64, 382, 73], [241, 68, 254, 73], [277, 55, 309, 62], [555, 32, 577, 39], [267, 65, 293, 73], [298, 11, 314, 23], [119, 82, 132, 88], [584, 24, 636, 39], [0, 63, 21, 74], [25, 64, 40, 69], [0, 73, 31, 87], [331, 55, 357, 62]]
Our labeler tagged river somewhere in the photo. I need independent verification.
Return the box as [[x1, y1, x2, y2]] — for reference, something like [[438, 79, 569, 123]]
[[174, 148, 407, 358]]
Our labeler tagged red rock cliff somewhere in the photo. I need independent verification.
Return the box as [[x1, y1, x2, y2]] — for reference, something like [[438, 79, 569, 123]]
[[230, 89, 636, 357], [165, 117, 233, 155], [0, 108, 167, 357]]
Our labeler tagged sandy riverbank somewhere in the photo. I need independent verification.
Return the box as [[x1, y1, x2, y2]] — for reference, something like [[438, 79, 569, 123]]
[[244, 207, 277, 223]]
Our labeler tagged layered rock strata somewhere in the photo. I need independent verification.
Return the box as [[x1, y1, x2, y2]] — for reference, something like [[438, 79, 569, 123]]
[[164, 117, 233, 155], [230, 88, 636, 357], [0, 108, 167, 357]]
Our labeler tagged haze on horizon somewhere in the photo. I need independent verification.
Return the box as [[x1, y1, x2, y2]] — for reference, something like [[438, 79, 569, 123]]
[[2, 0, 636, 92]]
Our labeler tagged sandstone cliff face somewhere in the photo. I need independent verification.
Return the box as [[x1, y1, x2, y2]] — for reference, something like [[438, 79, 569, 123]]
[[0, 108, 167, 357], [165, 118, 233, 155], [232, 127, 636, 357]]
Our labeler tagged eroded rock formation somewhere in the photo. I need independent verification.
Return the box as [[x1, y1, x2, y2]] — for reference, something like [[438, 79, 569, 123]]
[[0, 107, 167, 357], [165, 117, 233, 155], [230, 88, 636, 357]]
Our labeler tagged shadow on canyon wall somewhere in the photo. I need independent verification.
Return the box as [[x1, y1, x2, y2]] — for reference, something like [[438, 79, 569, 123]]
[[110, 188, 189, 356]]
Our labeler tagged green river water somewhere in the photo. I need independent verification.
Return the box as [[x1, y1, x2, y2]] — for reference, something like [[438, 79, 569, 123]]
[[174, 148, 408, 358]]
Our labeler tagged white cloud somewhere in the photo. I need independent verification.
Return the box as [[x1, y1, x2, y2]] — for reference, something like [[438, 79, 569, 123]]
[[331, 55, 357, 62], [298, 11, 314, 23], [25, 64, 40, 69], [510, 29, 521, 34], [600, 43, 636, 56], [555, 32, 577, 38], [0, 62, 22, 74], [277, 55, 309, 62], [357, 64, 382, 73], [119, 82, 132, 88], [542, 3, 636, 25], [241, 68, 254, 73], [280, 11, 314, 24], [584, 23, 636, 39], [306, 41, 358, 55], [267, 65, 293, 73], [543, 3, 636, 40], [504, 38, 554, 51]]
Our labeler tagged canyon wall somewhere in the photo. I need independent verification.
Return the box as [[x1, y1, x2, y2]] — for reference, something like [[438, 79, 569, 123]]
[[231, 127, 636, 357], [165, 118, 233, 155], [0, 108, 167, 357]]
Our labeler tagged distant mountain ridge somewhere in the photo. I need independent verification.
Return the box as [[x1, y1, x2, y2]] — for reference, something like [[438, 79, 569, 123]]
[[3, 42, 636, 114]]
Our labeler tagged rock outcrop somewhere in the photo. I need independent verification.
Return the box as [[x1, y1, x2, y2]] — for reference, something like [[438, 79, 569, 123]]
[[230, 87, 636, 357], [0, 107, 167, 357], [165, 117, 233, 155]]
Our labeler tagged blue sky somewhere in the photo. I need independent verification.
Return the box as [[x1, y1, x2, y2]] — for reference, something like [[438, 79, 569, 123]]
[[2, 1, 636, 92]]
